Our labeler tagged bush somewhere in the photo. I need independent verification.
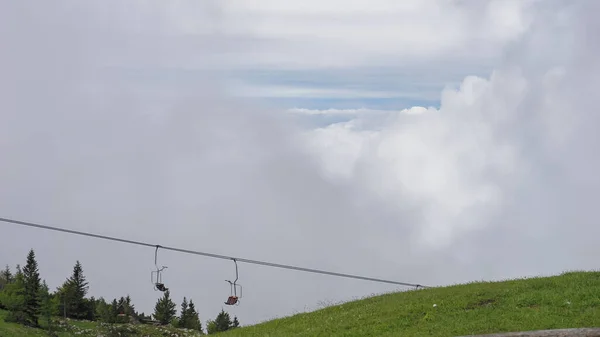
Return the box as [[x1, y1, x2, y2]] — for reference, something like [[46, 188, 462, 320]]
[[4, 309, 27, 324]]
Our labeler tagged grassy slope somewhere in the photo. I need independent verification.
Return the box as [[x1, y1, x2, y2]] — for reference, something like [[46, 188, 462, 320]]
[[0, 309, 203, 337], [222, 271, 600, 337], [1, 271, 599, 336]]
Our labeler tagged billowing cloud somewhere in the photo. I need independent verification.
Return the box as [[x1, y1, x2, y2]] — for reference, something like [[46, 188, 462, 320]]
[[306, 75, 523, 249], [1, 0, 599, 329], [305, 0, 600, 266]]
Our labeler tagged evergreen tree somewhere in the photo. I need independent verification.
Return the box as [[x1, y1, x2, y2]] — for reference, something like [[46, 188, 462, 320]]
[[63, 260, 89, 319], [178, 297, 189, 328], [186, 299, 202, 331], [117, 296, 125, 316], [232, 316, 240, 328], [2, 265, 13, 283], [214, 309, 233, 332], [85, 296, 96, 320], [153, 290, 176, 325], [115, 296, 129, 323], [176, 297, 202, 331], [110, 298, 119, 322], [22, 249, 41, 326], [119, 295, 136, 322], [125, 295, 135, 315], [0, 265, 13, 290]]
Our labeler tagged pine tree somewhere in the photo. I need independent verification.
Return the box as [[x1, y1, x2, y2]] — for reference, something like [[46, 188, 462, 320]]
[[2, 265, 13, 282], [214, 309, 233, 332], [0, 265, 9, 309], [64, 261, 89, 319], [110, 298, 119, 322], [232, 316, 240, 328], [153, 290, 176, 325], [0, 265, 13, 290], [22, 249, 41, 326], [85, 296, 96, 320], [124, 295, 135, 318], [186, 299, 202, 331], [117, 296, 125, 315], [115, 296, 128, 323], [179, 297, 189, 328]]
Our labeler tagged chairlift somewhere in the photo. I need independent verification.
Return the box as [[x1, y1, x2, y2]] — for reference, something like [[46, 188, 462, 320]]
[[224, 258, 242, 306], [151, 245, 168, 292]]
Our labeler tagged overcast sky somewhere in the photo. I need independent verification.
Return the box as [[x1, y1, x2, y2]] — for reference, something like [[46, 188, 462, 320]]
[[1, 0, 599, 328]]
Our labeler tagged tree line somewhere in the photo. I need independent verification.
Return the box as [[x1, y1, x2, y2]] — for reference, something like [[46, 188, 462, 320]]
[[0, 248, 240, 334]]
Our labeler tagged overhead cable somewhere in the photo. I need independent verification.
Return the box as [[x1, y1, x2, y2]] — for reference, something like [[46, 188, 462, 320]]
[[0, 216, 429, 288]]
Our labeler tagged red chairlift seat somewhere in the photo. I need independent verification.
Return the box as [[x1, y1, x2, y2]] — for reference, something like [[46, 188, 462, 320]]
[[224, 259, 242, 306], [225, 296, 239, 305]]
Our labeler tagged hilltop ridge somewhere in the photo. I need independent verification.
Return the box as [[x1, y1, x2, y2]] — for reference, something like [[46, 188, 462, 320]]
[[220, 271, 600, 337]]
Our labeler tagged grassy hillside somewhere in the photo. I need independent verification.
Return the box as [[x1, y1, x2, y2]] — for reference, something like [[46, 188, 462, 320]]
[[0, 309, 204, 337], [1, 271, 599, 336], [220, 271, 600, 337]]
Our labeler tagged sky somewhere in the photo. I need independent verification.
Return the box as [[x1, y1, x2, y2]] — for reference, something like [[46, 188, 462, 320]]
[[1, 0, 599, 328]]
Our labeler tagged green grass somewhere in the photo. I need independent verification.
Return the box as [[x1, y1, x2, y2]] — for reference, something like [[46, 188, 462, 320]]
[[220, 271, 600, 337], [2, 271, 599, 336]]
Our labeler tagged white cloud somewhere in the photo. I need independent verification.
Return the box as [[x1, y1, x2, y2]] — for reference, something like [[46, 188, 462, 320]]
[[211, 0, 545, 105], [304, 73, 524, 248], [302, 1, 600, 255], [216, 0, 540, 68]]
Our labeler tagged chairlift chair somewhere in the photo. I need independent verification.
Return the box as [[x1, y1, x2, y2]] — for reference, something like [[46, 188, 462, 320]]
[[151, 245, 169, 292], [224, 258, 242, 306]]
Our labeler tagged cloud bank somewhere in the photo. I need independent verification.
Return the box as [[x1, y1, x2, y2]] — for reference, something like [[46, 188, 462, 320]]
[[305, 0, 600, 271]]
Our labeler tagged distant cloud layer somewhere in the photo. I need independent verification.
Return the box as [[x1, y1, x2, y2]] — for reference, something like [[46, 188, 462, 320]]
[[215, 0, 540, 105], [1, 0, 599, 327], [215, 0, 537, 68]]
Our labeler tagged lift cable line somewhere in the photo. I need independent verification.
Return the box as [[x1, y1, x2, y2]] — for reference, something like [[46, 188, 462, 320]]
[[0, 216, 430, 289]]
